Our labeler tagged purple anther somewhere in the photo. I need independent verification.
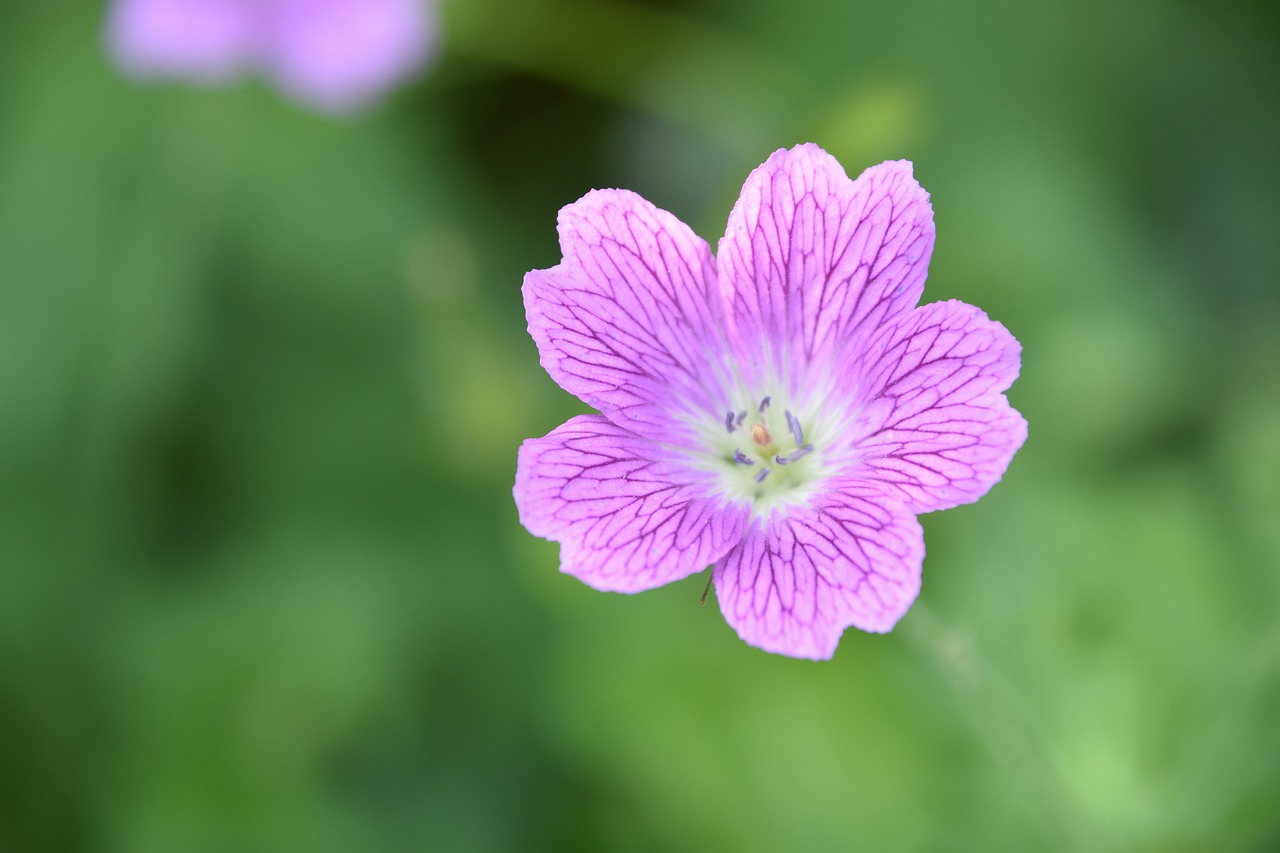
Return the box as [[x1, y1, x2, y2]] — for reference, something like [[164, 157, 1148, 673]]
[[733, 449, 755, 466], [785, 410, 804, 446], [754, 467, 771, 483], [736, 410, 748, 426], [758, 395, 772, 412], [725, 411, 736, 432], [788, 444, 815, 462], [774, 454, 789, 466]]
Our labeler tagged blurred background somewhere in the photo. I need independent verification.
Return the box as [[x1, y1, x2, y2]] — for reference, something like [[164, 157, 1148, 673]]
[[2, 0, 1278, 850]]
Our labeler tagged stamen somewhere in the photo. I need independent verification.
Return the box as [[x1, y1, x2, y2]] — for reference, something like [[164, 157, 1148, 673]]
[[750, 423, 772, 446], [754, 467, 771, 483], [774, 454, 789, 466], [736, 410, 747, 427], [786, 410, 804, 446], [788, 444, 814, 462], [724, 411, 736, 433], [758, 395, 772, 412], [733, 449, 755, 466]]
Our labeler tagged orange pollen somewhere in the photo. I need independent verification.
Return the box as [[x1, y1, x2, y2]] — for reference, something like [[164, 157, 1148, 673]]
[[750, 423, 772, 447]]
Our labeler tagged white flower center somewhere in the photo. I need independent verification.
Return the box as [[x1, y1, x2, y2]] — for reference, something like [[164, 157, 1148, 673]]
[[693, 393, 828, 517]]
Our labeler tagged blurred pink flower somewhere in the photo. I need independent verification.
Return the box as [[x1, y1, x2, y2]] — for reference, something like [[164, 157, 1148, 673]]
[[105, 0, 438, 114]]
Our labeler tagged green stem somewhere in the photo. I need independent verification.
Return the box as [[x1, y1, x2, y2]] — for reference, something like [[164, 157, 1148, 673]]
[[903, 601, 1105, 851]]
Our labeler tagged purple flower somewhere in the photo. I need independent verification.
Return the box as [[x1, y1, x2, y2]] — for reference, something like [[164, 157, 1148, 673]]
[[515, 144, 1026, 659], [104, 0, 437, 114]]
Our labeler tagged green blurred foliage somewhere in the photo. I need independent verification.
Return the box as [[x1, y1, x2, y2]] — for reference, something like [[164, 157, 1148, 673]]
[[1, 0, 1277, 850]]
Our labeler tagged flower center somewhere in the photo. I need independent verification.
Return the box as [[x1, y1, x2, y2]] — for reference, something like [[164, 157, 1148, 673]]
[[709, 394, 820, 514]]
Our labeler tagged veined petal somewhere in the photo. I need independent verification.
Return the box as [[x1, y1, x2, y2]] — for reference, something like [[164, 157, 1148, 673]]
[[515, 415, 748, 594], [264, 0, 436, 113], [105, 0, 256, 82], [718, 145, 934, 398], [712, 486, 923, 659], [845, 300, 1027, 513], [524, 190, 729, 442]]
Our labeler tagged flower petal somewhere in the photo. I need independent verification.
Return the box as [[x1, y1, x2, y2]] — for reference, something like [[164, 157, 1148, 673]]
[[264, 0, 436, 113], [845, 300, 1027, 513], [515, 415, 748, 593], [524, 190, 730, 443], [718, 144, 935, 397], [712, 486, 923, 659], [105, 0, 256, 82]]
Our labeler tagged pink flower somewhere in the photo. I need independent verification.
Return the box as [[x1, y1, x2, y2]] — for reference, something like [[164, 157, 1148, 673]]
[[104, 0, 437, 114], [515, 144, 1026, 659]]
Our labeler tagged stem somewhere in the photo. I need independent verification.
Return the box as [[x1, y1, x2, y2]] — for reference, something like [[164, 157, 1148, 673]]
[[903, 601, 1105, 851]]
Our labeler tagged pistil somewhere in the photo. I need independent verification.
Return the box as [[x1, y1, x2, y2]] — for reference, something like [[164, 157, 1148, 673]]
[[712, 396, 820, 507]]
